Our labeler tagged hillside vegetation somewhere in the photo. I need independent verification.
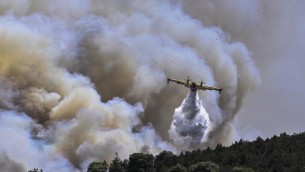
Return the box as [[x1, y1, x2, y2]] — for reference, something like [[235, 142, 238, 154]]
[[29, 132, 305, 172]]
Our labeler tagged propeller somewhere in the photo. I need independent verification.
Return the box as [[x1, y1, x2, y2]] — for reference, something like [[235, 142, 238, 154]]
[[187, 76, 191, 84], [200, 79, 204, 86]]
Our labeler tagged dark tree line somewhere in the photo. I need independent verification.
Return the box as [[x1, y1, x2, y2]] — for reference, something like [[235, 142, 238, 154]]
[[29, 132, 305, 172], [87, 132, 305, 172], [176, 132, 305, 171]]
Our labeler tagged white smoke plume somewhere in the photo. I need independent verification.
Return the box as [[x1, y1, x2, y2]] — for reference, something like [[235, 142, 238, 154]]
[[0, 0, 263, 171], [169, 91, 211, 151]]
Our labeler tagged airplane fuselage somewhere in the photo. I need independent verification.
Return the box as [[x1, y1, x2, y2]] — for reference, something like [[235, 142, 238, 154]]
[[189, 82, 197, 91]]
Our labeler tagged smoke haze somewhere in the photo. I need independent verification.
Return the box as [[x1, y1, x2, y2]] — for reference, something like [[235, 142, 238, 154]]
[[0, 0, 303, 171]]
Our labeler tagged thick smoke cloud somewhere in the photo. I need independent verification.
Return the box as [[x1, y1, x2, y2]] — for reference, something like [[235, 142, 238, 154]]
[[0, 151, 25, 172], [0, 111, 78, 172], [0, 0, 265, 171]]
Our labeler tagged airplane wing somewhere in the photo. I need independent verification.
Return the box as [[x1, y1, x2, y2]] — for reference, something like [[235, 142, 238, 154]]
[[167, 78, 191, 87], [197, 84, 223, 93]]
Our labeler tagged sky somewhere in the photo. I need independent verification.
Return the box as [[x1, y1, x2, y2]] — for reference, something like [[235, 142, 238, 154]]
[[188, 0, 305, 139], [0, 0, 304, 171]]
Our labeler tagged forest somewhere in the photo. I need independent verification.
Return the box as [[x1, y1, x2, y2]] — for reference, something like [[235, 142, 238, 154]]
[[29, 132, 305, 172]]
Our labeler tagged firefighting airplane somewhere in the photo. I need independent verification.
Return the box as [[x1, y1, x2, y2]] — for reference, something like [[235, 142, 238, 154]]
[[167, 77, 223, 93]]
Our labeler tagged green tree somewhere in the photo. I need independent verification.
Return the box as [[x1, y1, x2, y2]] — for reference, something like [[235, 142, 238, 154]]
[[188, 161, 219, 172], [109, 153, 128, 172], [87, 161, 108, 172], [167, 164, 187, 172], [28, 169, 43, 172], [127, 153, 154, 172], [155, 151, 177, 172], [231, 166, 255, 172]]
